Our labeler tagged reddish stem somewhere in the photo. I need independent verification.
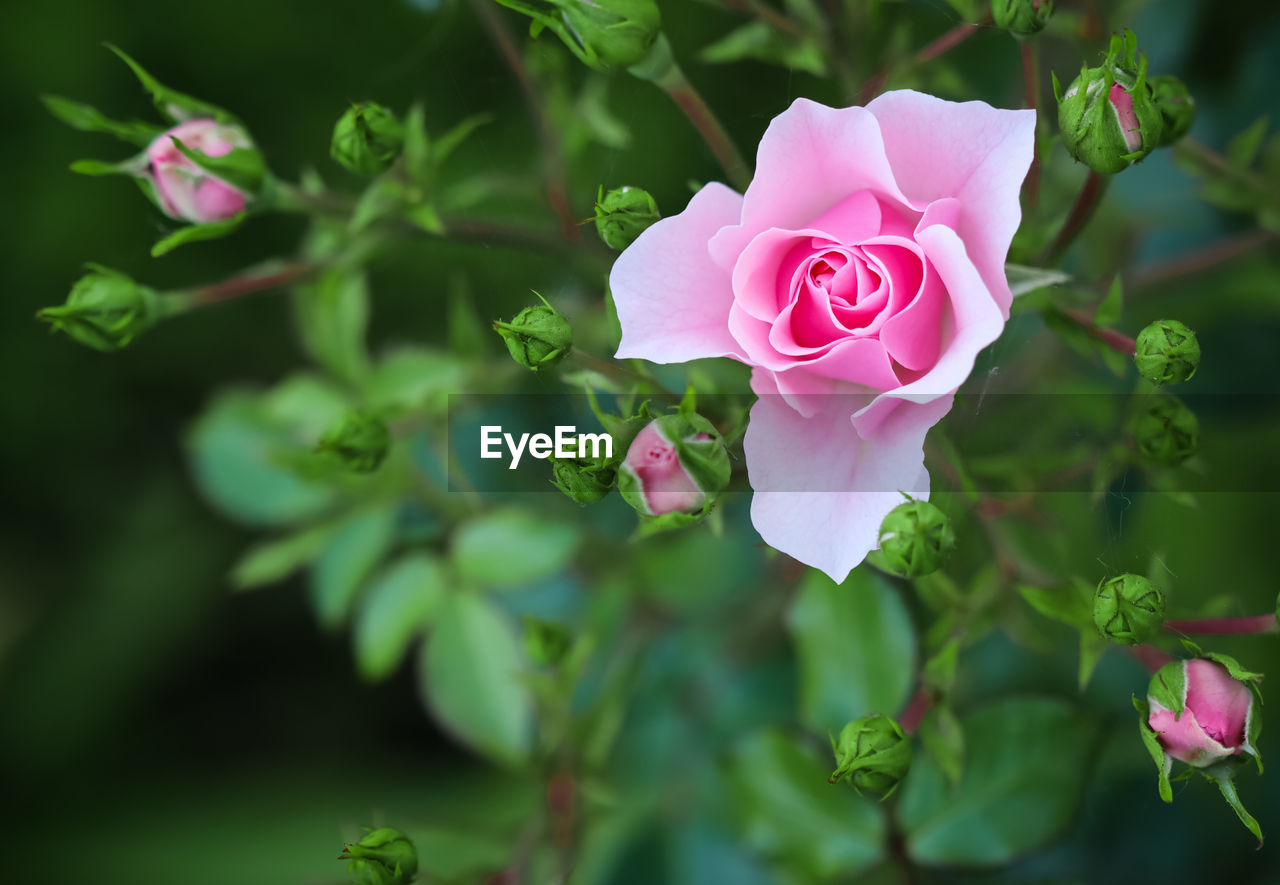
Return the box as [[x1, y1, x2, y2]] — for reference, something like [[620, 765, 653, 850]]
[[899, 686, 932, 734], [858, 16, 989, 104], [660, 76, 752, 191], [1021, 41, 1041, 209], [1043, 171, 1109, 265], [1134, 230, 1276, 290], [1129, 644, 1175, 674], [1164, 614, 1279, 636], [189, 263, 317, 305], [1062, 308, 1136, 355]]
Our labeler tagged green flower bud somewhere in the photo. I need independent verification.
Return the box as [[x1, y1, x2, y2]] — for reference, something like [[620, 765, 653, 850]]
[[339, 827, 417, 885], [523, 615, 573, 667], [555, 0, 662, 70], [1093, 573, 1166, 645], [876, 499, 956, 578], [550, 457, 615, 503], [1056, 29, 1164, 174], [829, 714, 912, 799], [317, 412, 391, 473], [618, 411, 731, 518], [331, 102, 405, 176], [1151, 75, 1196, 146], [494, 293, 573, 372], [992, 0, 1054, 37], [38, 265, 163, 352], [1132, 396, 1198, 465], [1134, 319, 1200, 385], [594, 186, 661, 250]]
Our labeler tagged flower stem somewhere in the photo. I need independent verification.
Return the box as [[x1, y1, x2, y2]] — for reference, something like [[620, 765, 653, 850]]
[[658, 75, 752, 191], [1021, 41, 1041, 209], [898, 686, 932, 734], [1134, 229, 1276, 291], [1043, 171, 1110, 265], [1130, 644, 1175, 674], [1062, 308, 1136, 355], [857, 16, 988, 105], [1164, 615, 1279, 636], [183, 261, 319, 307]]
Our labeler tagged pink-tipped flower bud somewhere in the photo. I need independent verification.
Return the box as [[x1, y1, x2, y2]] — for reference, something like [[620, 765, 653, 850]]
[[1147, 659, 1255, 767], [145, 119, 253, 223], [618, 413, 730, 518]]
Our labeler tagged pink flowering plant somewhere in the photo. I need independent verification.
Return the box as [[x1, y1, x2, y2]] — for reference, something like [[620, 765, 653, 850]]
[[19, 0, 1280, 881]]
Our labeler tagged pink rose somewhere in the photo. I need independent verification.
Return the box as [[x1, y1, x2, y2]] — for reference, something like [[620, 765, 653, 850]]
[[609, 91, 1034, 580], [145, 119, 250, 223], [1148, 659, 1255, 767], [620, 421, 709, 516]]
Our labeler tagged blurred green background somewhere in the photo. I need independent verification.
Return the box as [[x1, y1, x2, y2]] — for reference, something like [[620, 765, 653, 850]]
[[2, 0, 1279, 883]]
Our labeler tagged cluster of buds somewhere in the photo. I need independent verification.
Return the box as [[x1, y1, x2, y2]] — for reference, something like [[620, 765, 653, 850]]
[[331, 102, 405, 176], [1134, 319, 1200, 385], [875, 498, 956, 578], [339, 827, 418, 885], [829, 714, 912, 799], [1056, 30, 1164, 174], [594, 185, 660, 250], [991, 0, 1055, 37]]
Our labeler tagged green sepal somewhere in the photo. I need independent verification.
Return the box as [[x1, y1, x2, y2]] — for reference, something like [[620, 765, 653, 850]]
[[41, 94, 163, 146], [1133, 696, 1174, 802], [170, 137, 265, 195], [1093, 275, 1123, 328], [105, 43, 240, 125], [151, 213, 247, 257], [1147, 660, 1187, 717], [1180, 640, 1266, 684], [1202, 762, 1264, 846]]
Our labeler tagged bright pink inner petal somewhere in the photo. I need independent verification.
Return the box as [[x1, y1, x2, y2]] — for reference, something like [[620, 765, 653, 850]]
[[1109, 84, 1143, 152], [1185, 659, 1252, 748]]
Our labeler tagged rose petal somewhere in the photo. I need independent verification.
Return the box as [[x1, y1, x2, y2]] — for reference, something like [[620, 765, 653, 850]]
[[709, 99, 912, 270], [865, 91, 1035, 316], [612, 182, 746, 363], [1149, 701, 1236, 767], [1185, 659, 1252, 749], [745, 369, 948, 582]]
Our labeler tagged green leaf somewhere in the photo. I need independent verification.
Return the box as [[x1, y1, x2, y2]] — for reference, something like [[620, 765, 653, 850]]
[[1079, 631, 1108, 690], [170, 138, 264, 194], [922, 639, 959, 696], [1226, 116, 1269, 169], [787, 567, 916, 734], [1205, 764, 1264, 845], [105, 43, 239, 125], [1006, 264, 1071, 298], [726, 731, 885, 878], [69, 158, 134, 176], [421, 592, 532, 764], [309, 506, 398, 629], [430, 113, 494, 168], [151, 213, 246, 257], [293, 267, 370, 383], [1093, 275, 1123, 328], [41, 94, 162, 146], [364, 346, 465, 419], [186, 385, 342, 527], [451, 507, 578, 590], [229, 522, 339, 590], [1017, 583, 1091, 628], [1133, 697, 1173, 803], [699, 22, 827, 77], [898, 698, 1097, 865], [918, 705, 965, 786], [354, 553, 449, 681]]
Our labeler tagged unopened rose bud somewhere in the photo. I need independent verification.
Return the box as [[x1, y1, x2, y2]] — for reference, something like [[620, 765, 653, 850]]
[[1148, 659, 1255, 767], [523, 615, 573, 667], [1134, 319, 1200, 385], [829, 714, 912, 799], [316, 412, 390, 473], [1132, 396, 1198, 465], [594, 186, 660, 250], [339, 827, 417, 885], [550, 457, 615, 503], [331, 102, 405, 176], [38, 265, 162, 352], [992, 0, 1054, 37], [1093, 573, 1165, 645], [1151, 75, 1195, 146], [618, 413, 730, 517], [494, 294, 573, 372], [877, 499, 955, 578], [146, 118, 256, 222], [1056, 30, 1163, 174], [559, 0, 662, 69]]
